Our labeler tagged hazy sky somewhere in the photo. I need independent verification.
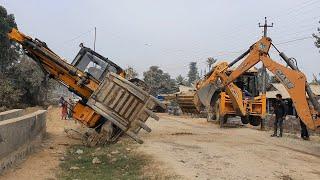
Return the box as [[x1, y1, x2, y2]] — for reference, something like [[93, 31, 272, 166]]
[[1, 0, 320, 80]]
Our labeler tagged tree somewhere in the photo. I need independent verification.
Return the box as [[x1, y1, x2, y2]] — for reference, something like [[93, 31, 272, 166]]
[[0, 5, 56, 108], [206, 57, 217, 71], [187, 62, 199, 85], [0, 5, 18, 74], [175, 75, 187, 85], [313, 22, 320, 49], [0, 6, 19, 74], [124, 66, 138, 79], [13, 55, 56, 105], [143, 66, 178, 96], [0, 5, 20, 107], [0, 77, 23, 107]]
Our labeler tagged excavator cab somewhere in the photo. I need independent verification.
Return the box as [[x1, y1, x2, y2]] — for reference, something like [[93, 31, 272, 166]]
[[72, 44, 124, 81], [230, 69, 259, 98]]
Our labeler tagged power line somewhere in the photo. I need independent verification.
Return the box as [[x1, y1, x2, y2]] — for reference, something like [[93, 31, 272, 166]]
[[274, 10, 320, 34], [270, 0, 319, 21], [272, 26, 316, 39], [284, 0, 319, 19], [274, 36, 313, 45]]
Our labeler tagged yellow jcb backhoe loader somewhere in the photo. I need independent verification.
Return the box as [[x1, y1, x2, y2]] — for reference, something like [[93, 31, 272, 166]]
[[196, 36, 320, 130], [196, 67, 264, 127], [8, 28, 165, 145]]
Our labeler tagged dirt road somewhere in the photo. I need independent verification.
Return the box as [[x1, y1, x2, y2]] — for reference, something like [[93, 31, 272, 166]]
[[2, 109, 320, 180], [139, 114, 320, 180]]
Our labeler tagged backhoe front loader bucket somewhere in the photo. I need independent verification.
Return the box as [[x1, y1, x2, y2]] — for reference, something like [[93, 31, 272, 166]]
[[196, 81, 221, 108]]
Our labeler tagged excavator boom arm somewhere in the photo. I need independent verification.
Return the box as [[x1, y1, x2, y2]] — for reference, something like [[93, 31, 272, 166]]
[[261, 55, 320, 129], [8, 28, 98, 100]]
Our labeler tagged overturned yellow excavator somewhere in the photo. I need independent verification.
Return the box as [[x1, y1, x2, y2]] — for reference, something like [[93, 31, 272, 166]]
[[8, 28, 165, 145]]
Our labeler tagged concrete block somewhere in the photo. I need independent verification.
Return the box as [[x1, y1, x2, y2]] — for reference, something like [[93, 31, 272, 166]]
[[0, 110, 46, 174], [0, 109, 23, 121]]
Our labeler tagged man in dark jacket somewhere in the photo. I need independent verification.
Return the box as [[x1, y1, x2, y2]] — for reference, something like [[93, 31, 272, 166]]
[[271, 94, 287, 137]]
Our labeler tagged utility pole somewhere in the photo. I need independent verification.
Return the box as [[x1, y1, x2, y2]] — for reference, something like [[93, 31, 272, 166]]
[[258, 17, 273, 130], [94, 27, 97, 51], [259, 17, 273, 37]]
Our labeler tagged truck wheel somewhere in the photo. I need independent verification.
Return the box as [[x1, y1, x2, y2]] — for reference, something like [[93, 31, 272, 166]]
[[249, 116, 261, 126], [241, 116, 249, 124]]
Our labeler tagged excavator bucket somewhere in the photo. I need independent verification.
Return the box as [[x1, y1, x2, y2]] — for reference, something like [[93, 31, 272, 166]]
[[196, 81, 220, 108]]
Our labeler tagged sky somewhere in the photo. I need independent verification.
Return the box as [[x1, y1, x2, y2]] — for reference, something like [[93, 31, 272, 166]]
[[1, 0, 320, 80]]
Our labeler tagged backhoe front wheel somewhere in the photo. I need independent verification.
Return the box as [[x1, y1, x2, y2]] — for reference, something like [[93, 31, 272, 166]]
[[241, 116, 249, 124], [240, 116, 261, 126], [249, 116, 261, 126]]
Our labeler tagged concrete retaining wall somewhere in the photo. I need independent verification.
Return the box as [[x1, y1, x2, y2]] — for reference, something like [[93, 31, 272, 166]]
[[0, 109, 23, 121], [0, 110, 46, 174]]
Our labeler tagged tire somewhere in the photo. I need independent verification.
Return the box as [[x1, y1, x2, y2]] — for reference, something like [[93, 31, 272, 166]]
[[241, 116, 249, 124], [249, 116, 261, 126]]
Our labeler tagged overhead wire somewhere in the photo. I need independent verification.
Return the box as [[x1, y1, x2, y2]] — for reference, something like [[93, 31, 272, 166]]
[[274, 36, 313, 45], [270, 0, 318, 21]]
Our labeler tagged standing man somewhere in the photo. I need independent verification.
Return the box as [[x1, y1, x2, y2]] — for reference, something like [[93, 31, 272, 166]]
[[299, 119, 310, 140], [271, 94, 287, 137]]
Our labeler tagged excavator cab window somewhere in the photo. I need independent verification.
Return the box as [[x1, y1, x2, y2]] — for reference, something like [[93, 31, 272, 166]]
[[234, 73, 258, 97], [72, 45, 124, 81], [244, 74, 258, 97]]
